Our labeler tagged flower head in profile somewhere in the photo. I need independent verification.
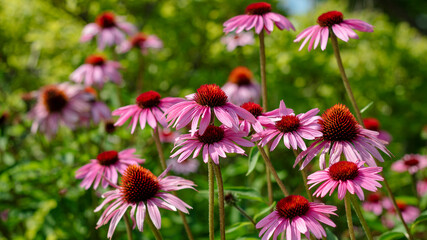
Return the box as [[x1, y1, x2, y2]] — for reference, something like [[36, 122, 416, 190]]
[[70, 54, 122, 88], [363, 118, 392, 144], [80, 87, 111, 125], [252, 100, 322, 151], [221, 31, 255, 51], [80, 12, 137, 50], [382, 199, 420, 228], [28, 83, 90, 137], [222, 66, 261, 106], [167, 158, 200, 175], [296, 104, 391, 169], [362, 192, 384, 215], [294, 10, 373, 51], [308, 161, 383, 200], [391, 154, 427, 175], [256, 195, 337, 240], [113, 91, 181, 133], [95, 165, 196, 239], [165, 84, 257, 136], [224, 2, 295, 34], [117, 32, 163, 54], [170, 125, 254, 164], [75, 149, 144, 190], [417, 178, 427, 197]]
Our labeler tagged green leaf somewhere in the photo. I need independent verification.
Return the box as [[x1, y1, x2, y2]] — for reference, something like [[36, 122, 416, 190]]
[[411, 210, 427, 229], [246, 147, 259, 176], [253, 202, 276, 221], [226, 221, 252, 234], [360, 101, 374, 113], [224, 186, 264, 202], [326, 228, 339, 240], [378, 231, 406, 240]]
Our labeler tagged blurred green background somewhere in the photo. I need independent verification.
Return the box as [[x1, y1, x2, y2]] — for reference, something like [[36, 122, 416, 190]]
[[1, 0, 426, 239]]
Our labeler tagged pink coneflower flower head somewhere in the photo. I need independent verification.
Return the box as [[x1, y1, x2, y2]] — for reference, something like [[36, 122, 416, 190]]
[[296, 104, 391, 169], [256, 195, 337, 240], [294, 10, 374, 51], [80, 12, 137, 50], [417, 178, 427, 196], [167, 158, 200, 175], [253, 100, 322, 151], [80, 87, 111, 125], [159, 128, 180, 143], [391, 154, 427, 175], [239, 102, 264, 134], [113, 90, 181, 134], [165, 84, 257, 136], [224, 2, 295, 35], [75, 149, 144, 190], [70, 54, 122, 88], [308, 161, 383, 200], [117, 32, 163, 54], [95, 165, 195, 239], [170, 125, 254, 164], [28, 83, 90, 137], [382, 199, 420, 227], [221, 31, 255, 51], [362, 192, 384, 215], [363, 118, 392, 144], [222, 66, 261, 106]]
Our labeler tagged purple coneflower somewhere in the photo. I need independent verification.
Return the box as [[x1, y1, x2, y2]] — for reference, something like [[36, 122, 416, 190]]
[[158, 128, 180, 143], [117, 32, 163, 54], [252, 100, 322, 151], [95, 165, 195, 239], [382, 199, 420, 228], [222, 66, 261, 106], [80, 12, 136, 50], [165, 84, 256, 136], [75, 149, 144, 189], [167, 158, 200, 175], [70, 54, 122, 88], [239, 102, 269, 134], [80, 87, 111, 125], [391, 154, 427, 175], [307, 161, 383, 200], [170, 125, 254, 164], [113, 90, 181, 133], [28, 83, 90, 137], [294, 10, 373, 51], [296, 104, 391, 169], [364, 118, 392, 144], [224, 2, 295, 34], [256, 195, 337, 240], [417, 178, 427, 197], [362, 192, 384, 215], [221, 31, 255, 51]]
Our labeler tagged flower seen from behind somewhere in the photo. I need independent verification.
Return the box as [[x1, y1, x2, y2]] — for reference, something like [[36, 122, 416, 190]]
[[294, 10, 373, 51], [256, 195, 337, 240]]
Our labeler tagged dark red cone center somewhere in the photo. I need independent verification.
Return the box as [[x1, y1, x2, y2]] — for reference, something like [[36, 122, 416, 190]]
[[194, 84, 228, 107], [97, 150, 119, 166], [85, 55, 106, 66], [317, 11, 344, 27], [42, 86, 68, 113], [276, 195, 310, 219], [329, 161, 359, 181], [404, 158, 420, 167], [228, 67, 253, 86], [241, 102, 263, 118], [96, 12, 116, 28], [320, 104, 359, 141], [364, 118, 380, 131], [276, 115, 300, 133], [130, 33, 148, 48], [367, 192, 381, 203], [197, 125, 225, 144], [136, 90, 161, 109], [121, 165, 160, 203], [245, 2, 272, 15]]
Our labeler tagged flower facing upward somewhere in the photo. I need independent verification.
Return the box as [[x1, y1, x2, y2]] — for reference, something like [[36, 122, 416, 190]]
[[113, 91, 181, 133], [252, 100, 322, 151], [362, 192, 384, 215], [391, 154, 427, 174], [28, 83, 90, 137], [75, 149, 144, 189], [294, 11, 374, 51], [256, 195, 337, 240], [224, 2, 295, 34], [170, 125, 254, 164], [70, 54, 122, 88], [165, 84, 257, 136], [308, 161, 383, 200], [117, 32, 163, 54], [363, 118, 392, 144], [221, 31, 255, 51], [80, 12, 137, 50], [95, 165, 195, 239], [222, 66, 261, 106], [296, 104, 391, 169]]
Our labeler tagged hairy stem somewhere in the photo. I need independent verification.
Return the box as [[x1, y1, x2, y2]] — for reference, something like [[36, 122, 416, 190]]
[[213, 163, 226, 240], [350, 195, 373, 240], [233, 204, 256, 227], [257, 145, 289, 196], [344, 194, 356, 240], [208, 159, 215, 240], [123, 213, 133, 240]]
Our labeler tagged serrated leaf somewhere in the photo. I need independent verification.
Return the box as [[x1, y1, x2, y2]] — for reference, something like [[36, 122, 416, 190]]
[[378, 231, 406, 240], [246, 147, 259, 176], [361, 101, 374, 113]]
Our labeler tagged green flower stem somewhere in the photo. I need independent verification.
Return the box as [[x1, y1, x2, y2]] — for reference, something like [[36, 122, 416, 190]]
[[153, 126, 167, 170], [146, 216, 163, 240], [257, 145, 289, 197], [213, 163, 226, 240], [293, 150, 314, 202], [344, 194, 356, 240], [232, 204, 256, 227], [208, 159, 215, 240], [123, 213, 133, 240], [350, 195, 373, 240], [136, 53, 145, 93]]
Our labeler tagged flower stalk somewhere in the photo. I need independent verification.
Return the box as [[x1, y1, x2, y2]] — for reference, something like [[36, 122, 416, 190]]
[[257, 145, 289, 196], [208, 159, 215, 240], [344, 194, 356, 240], [146, 216, 163, 240], [213, 163, 226, 240], [124, 213, 133, 240], [350, 195, 373, 240]]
